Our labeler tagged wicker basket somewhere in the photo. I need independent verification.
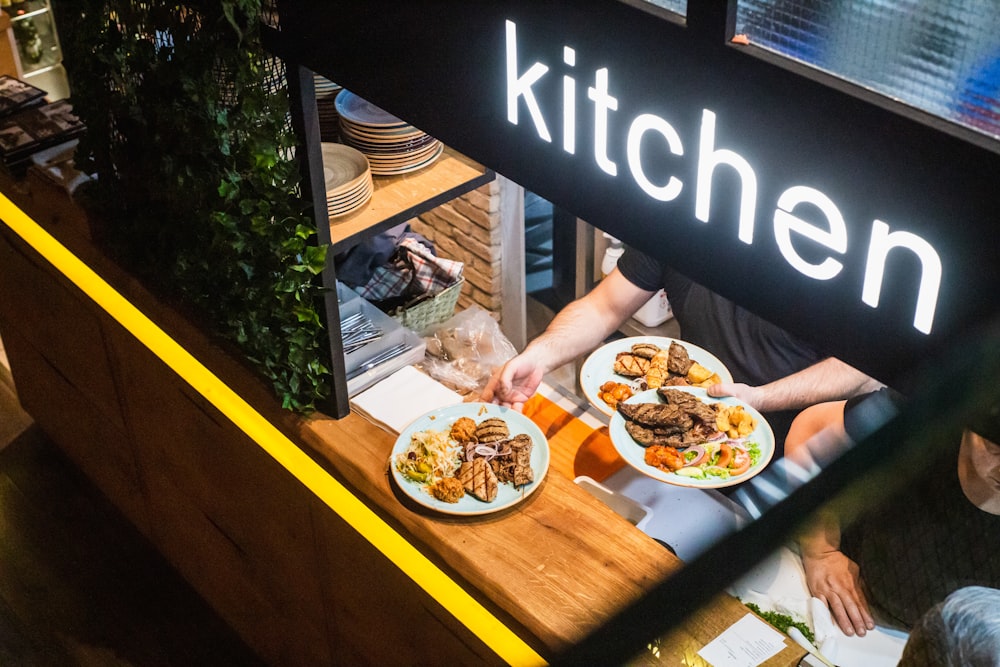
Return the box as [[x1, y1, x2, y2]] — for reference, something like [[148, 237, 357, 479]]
[[391, 278, 463, 332]]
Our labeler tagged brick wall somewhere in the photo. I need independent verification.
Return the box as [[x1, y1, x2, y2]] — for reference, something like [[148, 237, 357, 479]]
[[409, 178, 503, 317]]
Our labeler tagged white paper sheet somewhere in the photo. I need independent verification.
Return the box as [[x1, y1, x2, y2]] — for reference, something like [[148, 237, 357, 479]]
[[698, 613, 788, 667], [349, 365, 462, 434]]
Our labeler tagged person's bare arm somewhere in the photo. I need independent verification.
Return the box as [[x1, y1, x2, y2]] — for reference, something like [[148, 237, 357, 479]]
[[481, 268, 653, 409], [799, 513, 876, 637], [786, 401, 875, 637], [709, 357, 884, 413]]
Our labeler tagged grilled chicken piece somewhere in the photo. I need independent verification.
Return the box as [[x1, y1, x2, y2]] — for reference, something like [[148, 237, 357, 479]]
[[475, 417, 509, 443], [458, 458, 498, 502], [614, 353, 650, 377], [649, 349, 671, 370], [630, 342, 661, 359], [645, 366, 668, 389]]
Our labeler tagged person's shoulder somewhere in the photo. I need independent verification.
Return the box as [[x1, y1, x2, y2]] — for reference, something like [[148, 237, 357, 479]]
[[618, 245, 666, 291]]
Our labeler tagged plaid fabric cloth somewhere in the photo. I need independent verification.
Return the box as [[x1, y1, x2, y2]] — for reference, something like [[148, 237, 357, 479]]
[[358, 237, 463, 302]]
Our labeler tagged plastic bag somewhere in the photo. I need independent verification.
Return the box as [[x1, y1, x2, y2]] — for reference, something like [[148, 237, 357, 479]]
[[419, 305, 517, 394]]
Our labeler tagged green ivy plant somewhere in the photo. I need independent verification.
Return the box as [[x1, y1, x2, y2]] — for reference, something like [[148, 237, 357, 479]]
[[56, 0, 331, 412]]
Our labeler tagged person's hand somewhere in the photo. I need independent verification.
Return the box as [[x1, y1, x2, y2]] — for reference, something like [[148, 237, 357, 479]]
[[801, 548, 875, 637], [479, 353, 545, 412], [707, 382, 762, 410]]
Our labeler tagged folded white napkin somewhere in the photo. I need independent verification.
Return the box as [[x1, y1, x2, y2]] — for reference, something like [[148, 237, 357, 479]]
[[350, 364, 463, 434], [810, 598, 908, 667]]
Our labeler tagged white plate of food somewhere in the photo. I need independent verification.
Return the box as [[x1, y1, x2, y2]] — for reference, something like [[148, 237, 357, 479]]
[[608, 387, 774, 489], [580, 336, 734, 417], [389, 402, 550, 516]]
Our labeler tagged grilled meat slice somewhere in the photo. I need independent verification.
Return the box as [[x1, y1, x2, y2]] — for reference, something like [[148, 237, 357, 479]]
[[617, 401, 693, 431], [621, 388, 722, 449], [624, 421, 688, 448], [657, 388, 719, 424], [625, 420, 716, 449], [458, 458, 498, 502], [490, 434, 534, 486], [475, 417, 509, 443], [667, 341, 694, 376], [613, 352, 650, 377], [510, 434, 534, 486]]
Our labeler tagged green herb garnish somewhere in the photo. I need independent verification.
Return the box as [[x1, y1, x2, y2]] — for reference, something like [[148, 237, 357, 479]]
[[744, 602, 816, 644]]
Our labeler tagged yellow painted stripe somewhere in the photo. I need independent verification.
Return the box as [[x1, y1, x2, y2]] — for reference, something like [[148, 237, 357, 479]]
[[0, 194, 546, 667]]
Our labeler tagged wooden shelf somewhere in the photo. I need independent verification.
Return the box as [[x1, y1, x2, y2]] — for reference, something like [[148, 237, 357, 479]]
[[327, 145, 493, 253]]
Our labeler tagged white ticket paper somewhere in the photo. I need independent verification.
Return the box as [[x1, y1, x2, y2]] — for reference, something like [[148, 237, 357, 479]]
[[697, 613, 787, 667]]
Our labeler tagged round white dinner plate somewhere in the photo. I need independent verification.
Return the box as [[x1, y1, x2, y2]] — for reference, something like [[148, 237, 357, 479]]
[[608, 387, 774, 489], [389, 402, 551, 516], [580, 336, 734, 417]]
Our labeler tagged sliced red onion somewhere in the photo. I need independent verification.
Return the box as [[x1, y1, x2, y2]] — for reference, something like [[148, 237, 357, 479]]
[[683, 445, 707, 467]]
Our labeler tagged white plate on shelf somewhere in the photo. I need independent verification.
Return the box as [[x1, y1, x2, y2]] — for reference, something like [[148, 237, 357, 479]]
[[580, 335, 733, 417], [608, 387, 774, 489], [389, 403, 550, 516]]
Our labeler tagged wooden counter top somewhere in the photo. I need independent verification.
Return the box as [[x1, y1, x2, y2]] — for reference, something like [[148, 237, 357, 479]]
[[297, 407, 805, 664]]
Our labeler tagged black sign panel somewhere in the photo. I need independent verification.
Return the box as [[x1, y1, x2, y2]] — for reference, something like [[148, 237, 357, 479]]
[[274, 0, 1000, 385]]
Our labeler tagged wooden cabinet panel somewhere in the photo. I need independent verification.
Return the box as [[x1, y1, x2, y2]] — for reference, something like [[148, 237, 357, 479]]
[[0, 325, 148, 533], [0, 229, 124, 431], [310, 496, 503, 666], [106, 325, 331, 666]]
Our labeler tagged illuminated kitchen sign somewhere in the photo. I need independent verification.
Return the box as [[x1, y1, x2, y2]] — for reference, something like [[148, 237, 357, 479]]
[[504, 19, 942, 334]]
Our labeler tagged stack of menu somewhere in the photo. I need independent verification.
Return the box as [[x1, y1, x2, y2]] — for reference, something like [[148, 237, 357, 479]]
[[0, 76, 47, 117], [0, 77, 85, 176]]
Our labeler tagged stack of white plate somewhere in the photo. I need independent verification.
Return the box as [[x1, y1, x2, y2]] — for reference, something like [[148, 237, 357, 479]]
[[314, 75, 342, 142], [322, 142, 373, 219], [335, 89, 444, 176]]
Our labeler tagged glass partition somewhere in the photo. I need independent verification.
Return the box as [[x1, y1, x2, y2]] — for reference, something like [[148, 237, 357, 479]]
[[626, 0, 687, 17], [736, 0, 1000, 141]]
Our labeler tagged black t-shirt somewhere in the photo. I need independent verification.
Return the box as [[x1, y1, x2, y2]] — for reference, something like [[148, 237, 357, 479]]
[[839, 435, 1000, 628], [616, 247, 824, 450]]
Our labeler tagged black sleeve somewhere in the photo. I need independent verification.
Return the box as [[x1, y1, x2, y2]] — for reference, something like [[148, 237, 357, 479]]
[[843, 387, 905, 443], [616, 246, 665, 292]]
